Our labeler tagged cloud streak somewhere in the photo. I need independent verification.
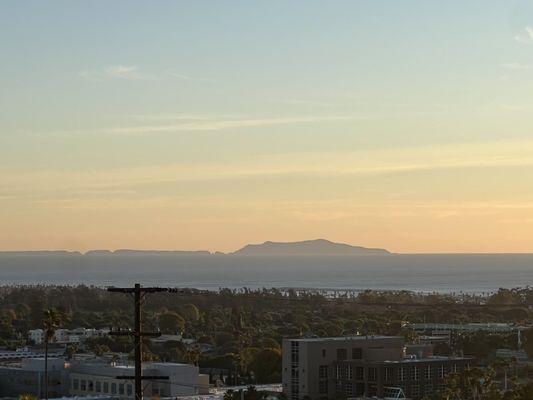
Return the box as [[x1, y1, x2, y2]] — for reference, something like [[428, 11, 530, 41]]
[[3, 139, 533, 198], [166, 71, 213, 82], [79, 65, 150, 81], [79, 66, 211, 82], [501, 62, 533, 70], [44, 115, 361, 137]]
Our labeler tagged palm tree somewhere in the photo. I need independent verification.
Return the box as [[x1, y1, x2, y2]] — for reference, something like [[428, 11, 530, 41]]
[[42, 308, 66, 400]]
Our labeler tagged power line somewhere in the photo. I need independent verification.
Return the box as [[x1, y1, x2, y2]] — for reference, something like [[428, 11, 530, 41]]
[[107, 284, 174, 400]]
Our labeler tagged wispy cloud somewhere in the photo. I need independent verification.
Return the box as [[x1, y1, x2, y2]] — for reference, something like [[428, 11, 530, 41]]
[[500, 103, 533, 111], [104, 65, 146, 80], [47, 115, 360, 137], [166, 71, 213, 82], [501, 62, 533, 70], [79, 66, 211, 82], [3, 139, 533, 197], [79, 65, 150, 81], [514, 26, 533, 43], [278, 99, 335, 108]]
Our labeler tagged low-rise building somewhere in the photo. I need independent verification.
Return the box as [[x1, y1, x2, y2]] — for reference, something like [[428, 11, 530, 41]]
[[28, 328, 45, 345], [282, 336, 472, 400], [410, 322, 527, 334], [495, 349, 530, 365], [0, 357, 69, 398], [0, 354, 208, 399], [418, 335, 451, 347], [68, 361, 210, 398], [28, 327, 110, 345]]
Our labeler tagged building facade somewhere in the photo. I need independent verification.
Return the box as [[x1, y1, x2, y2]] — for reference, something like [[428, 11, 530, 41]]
[[282, 336, 472, 400], [0, 358, 69, 398], [68, 361, 209, 398], [28, 327, 110, 345]]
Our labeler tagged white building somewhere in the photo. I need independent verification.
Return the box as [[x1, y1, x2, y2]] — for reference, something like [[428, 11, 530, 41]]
[[69, 361, 210, 398], [28, 327, 110, 344], [28, 329, 45, 344]]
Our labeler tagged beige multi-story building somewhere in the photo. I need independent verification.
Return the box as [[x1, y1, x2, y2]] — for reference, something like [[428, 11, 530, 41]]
[[282, 336, 472, 400]]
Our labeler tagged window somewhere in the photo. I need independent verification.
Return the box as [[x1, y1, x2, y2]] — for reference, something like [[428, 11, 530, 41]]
[[355, 367, 364, 380], [95, 381, 101, 392], [291, 341, 299, 363], [103, 382, 109, 393], [438, 364, 444, 379], [81, 380, 87, 391], [127, 384, 133, 395], [398, 366, 405, 381], [111, 383, 117, 394], [73, 379, 79, 390], [119, 383, 125, 394], [88, 380, 94, 391], [347, 364, 353, 380], [453, 364, 458, 373], [335, 380, 342, 394], [322, 349, 326, 358], [335, 364, 342, 379], [319, 365, 328, 379], [319, 380, 328, 395], [345, 382, 353, 395], [337, 348, 348, 360], [291, 368, 299, 379], [355, 383, 365, 396], [367, 367, 377, 382], [412, 384, 420, 398], [352, 348, 362, 359], [425, 365, 432, 380], [385, 367, 394, 382], [412, 366, 419, 381], [291, 383, 299, 400], [424, 383, 433, 396]]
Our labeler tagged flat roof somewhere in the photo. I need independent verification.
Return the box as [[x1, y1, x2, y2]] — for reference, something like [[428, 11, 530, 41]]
[[287, 336, 402, 342], [378, 356, 474, 364]]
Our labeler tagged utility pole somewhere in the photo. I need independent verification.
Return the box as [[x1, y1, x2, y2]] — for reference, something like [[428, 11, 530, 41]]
[[107, 284, 170, 399]]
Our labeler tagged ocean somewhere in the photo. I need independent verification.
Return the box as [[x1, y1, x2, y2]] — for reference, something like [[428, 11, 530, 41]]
[[0, 253, 532, 293]]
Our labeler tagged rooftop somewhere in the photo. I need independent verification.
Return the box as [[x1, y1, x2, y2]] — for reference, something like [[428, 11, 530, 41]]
[[288, 335, 402, 342], [379, 356, 474, 364]]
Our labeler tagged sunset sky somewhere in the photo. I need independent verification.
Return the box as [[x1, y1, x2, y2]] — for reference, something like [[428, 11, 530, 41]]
[[1, 1, 533, 253]]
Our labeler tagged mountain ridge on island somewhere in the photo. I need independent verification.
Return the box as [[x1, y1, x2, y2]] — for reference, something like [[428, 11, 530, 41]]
[[231, 239, 391, 256], [0, 240, 390, 256], [84, 249, 212, 256]]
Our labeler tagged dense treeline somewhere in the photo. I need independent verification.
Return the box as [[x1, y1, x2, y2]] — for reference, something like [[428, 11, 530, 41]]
[[1, 285, 533, 385]]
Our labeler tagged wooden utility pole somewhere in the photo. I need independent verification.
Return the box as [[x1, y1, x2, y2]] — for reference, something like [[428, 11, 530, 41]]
[[107, 284, 169, 399]]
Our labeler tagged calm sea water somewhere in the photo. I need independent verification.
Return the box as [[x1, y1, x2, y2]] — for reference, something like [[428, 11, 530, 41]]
[[0, 254, 532, 293]]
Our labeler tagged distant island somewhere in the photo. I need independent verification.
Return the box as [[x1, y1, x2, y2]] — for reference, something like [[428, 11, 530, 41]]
[[0, 239, 390, 257], [231, 239, 390, 256], [85, 249, 212, 256]]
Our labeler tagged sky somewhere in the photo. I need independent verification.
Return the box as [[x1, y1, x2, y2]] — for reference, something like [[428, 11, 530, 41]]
[[1, 1, 533, 253]]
